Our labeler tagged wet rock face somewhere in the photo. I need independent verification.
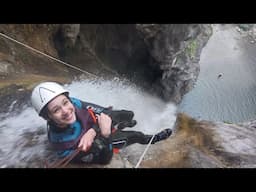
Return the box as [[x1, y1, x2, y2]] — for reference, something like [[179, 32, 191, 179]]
[[59, 24, 80, 48], [0, 61, 15, 77], [134, 113, 256, 168], [0, 24, 72, 78], [0, 84, 30, 115], [54, 24, 212, 103], [136, 24, 212, 103]]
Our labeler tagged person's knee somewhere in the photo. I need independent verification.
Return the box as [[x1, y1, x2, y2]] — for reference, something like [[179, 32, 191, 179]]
[[121, 110, 134, 120], [110, 110, 134, 125]]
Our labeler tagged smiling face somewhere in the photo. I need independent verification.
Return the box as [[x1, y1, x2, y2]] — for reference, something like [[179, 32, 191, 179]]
[[47, 94, 76, 127]]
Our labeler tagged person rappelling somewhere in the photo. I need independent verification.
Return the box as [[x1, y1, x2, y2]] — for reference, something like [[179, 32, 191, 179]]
[[31, 82, 172, 167]]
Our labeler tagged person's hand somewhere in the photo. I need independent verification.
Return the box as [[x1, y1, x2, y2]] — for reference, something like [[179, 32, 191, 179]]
[[96, 113, 112, 138], [78, 128, 96, 152]]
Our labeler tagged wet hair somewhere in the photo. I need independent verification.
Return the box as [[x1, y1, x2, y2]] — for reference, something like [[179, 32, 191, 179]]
[[39, 92, 70, 120]]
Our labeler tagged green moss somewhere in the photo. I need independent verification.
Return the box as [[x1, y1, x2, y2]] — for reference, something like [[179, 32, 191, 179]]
[[176, 113, 198, 132], [185, 40, 198, 59]]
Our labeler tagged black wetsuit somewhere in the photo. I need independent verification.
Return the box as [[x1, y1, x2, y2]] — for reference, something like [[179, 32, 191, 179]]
[[79, 100, 154, 144]]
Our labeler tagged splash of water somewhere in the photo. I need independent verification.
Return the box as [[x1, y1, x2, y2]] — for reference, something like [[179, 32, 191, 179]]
[[0, 78, 177, 167]]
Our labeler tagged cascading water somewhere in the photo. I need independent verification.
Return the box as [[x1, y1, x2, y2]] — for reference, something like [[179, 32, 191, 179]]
[[0, 78, 177, 168]]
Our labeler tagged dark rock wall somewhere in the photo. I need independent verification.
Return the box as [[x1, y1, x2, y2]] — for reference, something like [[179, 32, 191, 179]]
[[54, 24, 212, 103]]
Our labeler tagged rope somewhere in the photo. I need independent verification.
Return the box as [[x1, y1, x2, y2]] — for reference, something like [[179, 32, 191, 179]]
[[135, 133, 156, 168], [45, 148, 81, 168], [0, 32, 98, 78]]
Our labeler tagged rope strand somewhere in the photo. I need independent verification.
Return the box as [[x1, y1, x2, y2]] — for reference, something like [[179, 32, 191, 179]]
[[45, 148, 81, 168], [0, 32, 98, 78], [135, 134, 156, 168]]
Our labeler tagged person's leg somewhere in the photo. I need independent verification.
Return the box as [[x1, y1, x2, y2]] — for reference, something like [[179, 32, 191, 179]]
[[109, 110, 137, 129], [151, 129, 173, 144], [112, 130, 152, 148], [117, 120, 137, 130], [111, 128, 173, 149]]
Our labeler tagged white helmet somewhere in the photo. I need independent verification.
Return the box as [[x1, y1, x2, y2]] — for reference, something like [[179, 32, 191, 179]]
[[31, 82, 69, 115]]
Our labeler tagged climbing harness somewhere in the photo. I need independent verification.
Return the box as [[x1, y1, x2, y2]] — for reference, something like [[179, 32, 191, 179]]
[[0, 31, 160, 168]]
